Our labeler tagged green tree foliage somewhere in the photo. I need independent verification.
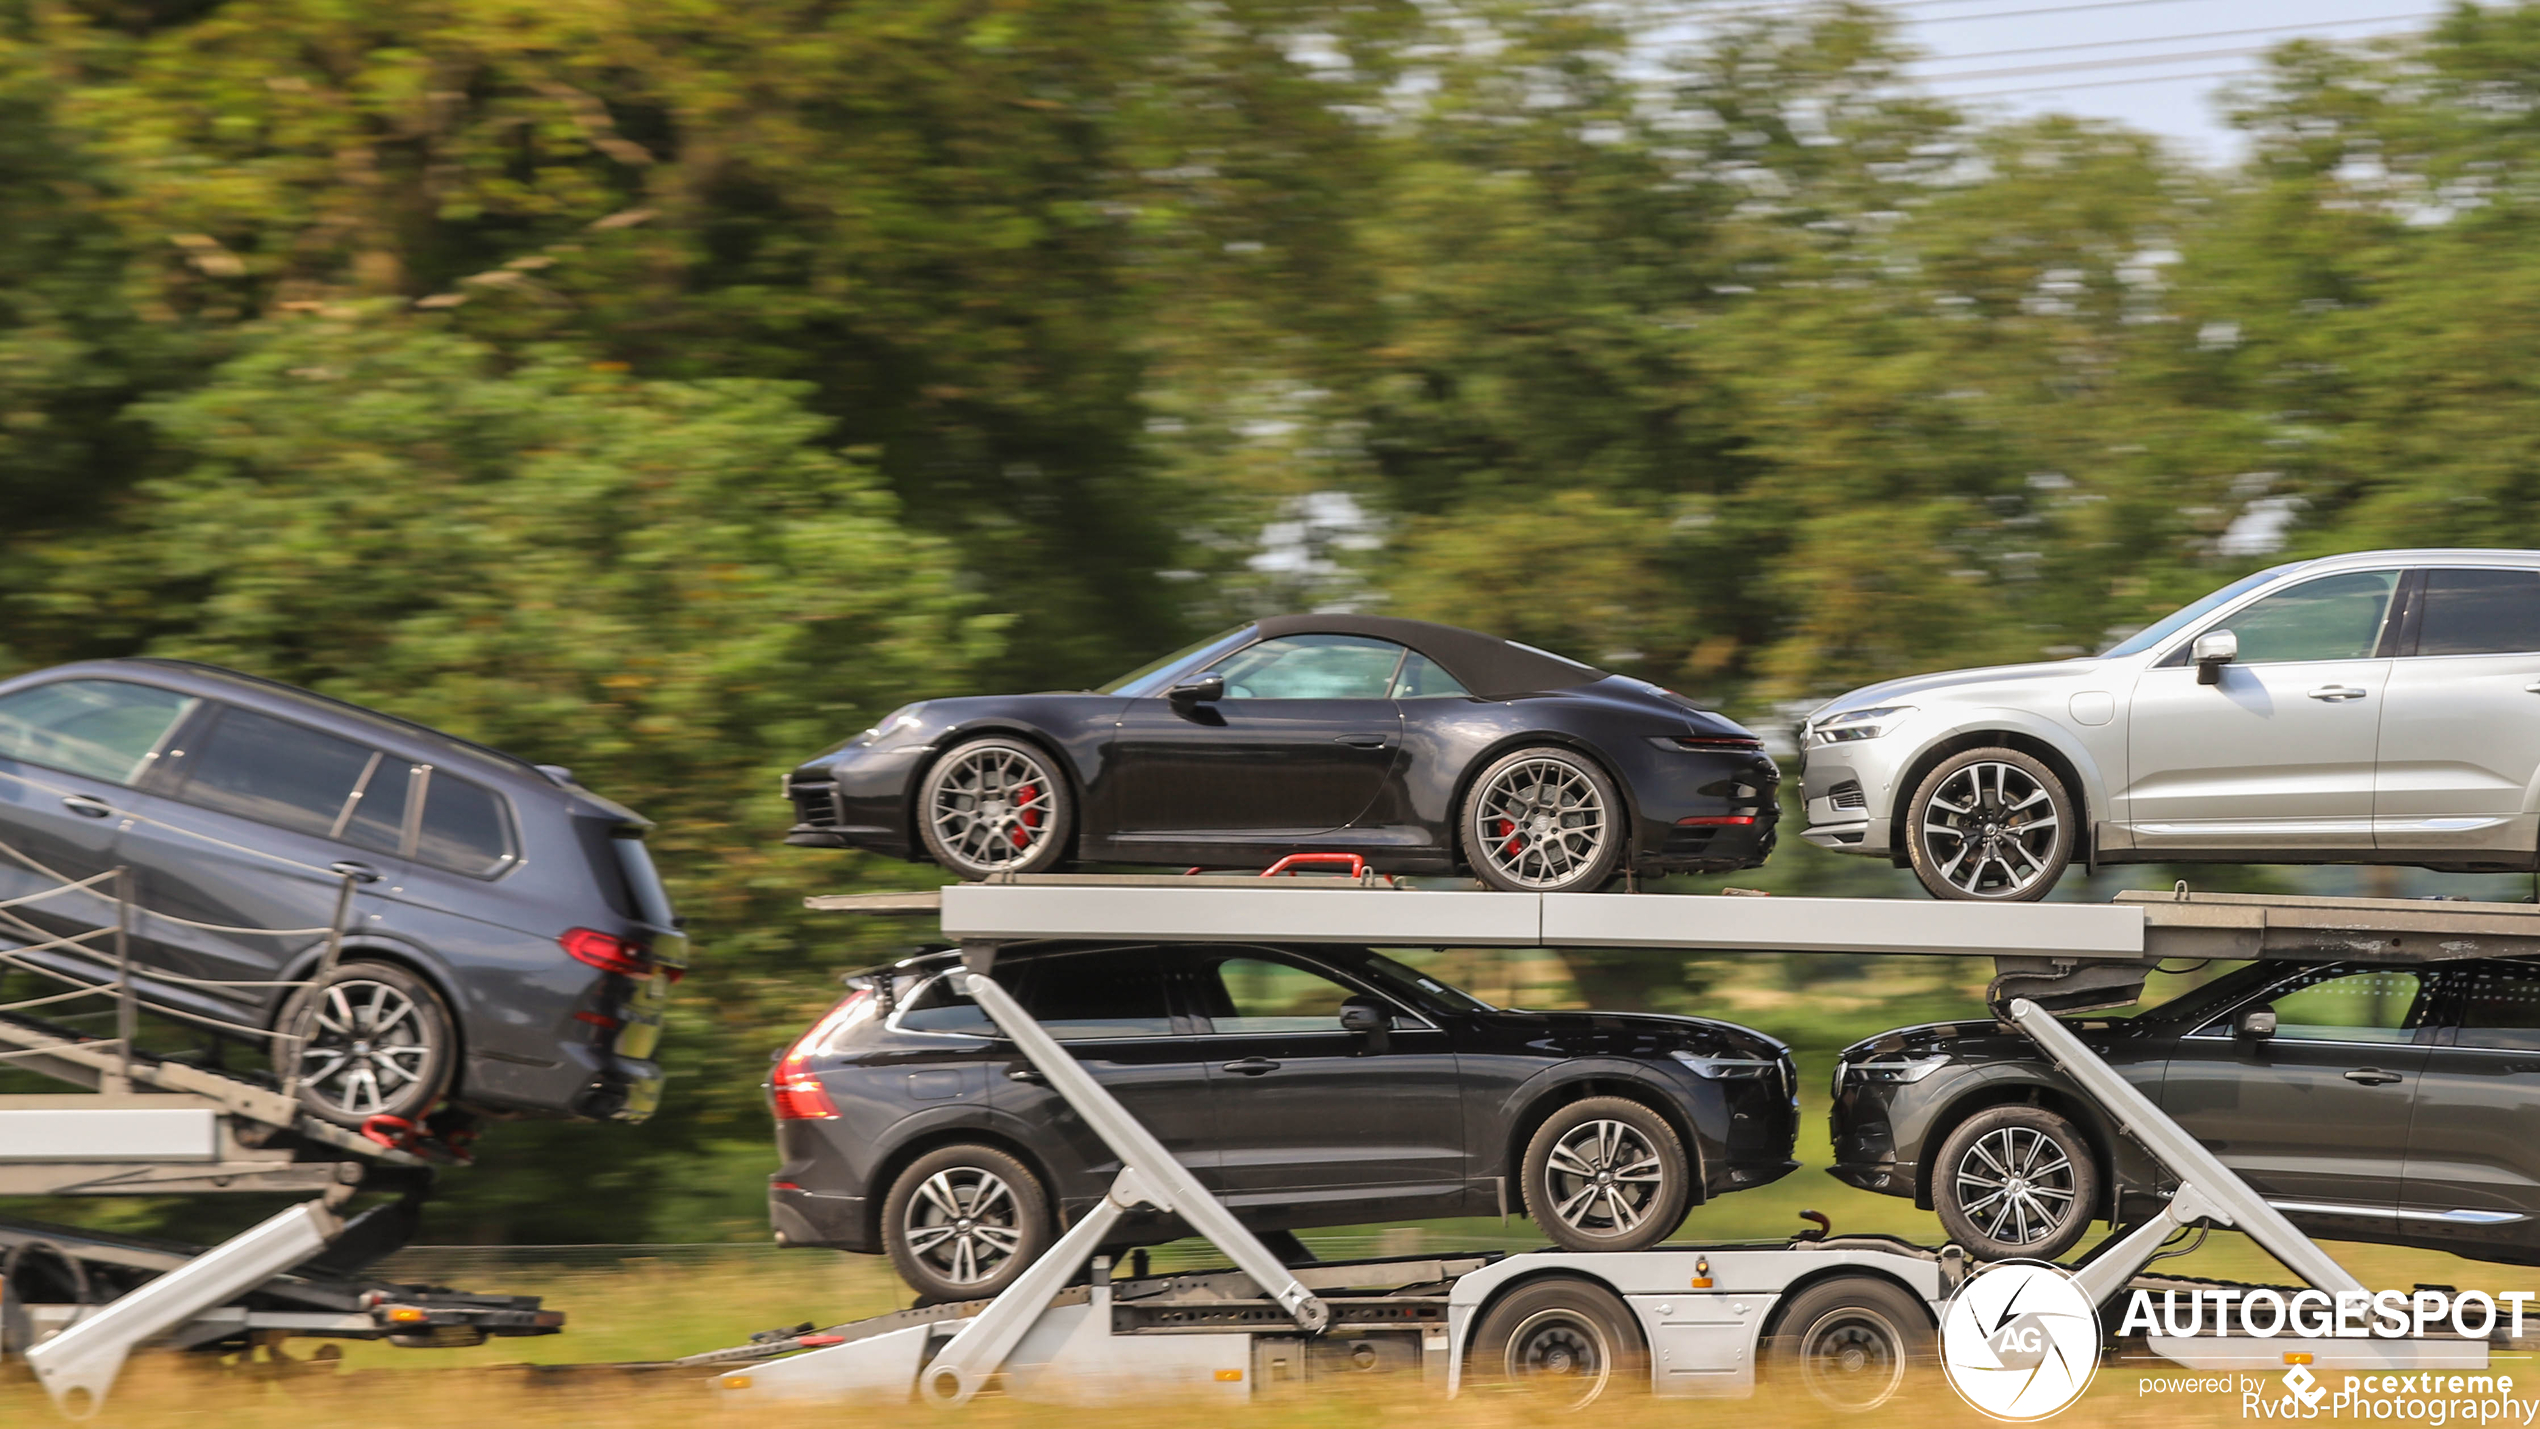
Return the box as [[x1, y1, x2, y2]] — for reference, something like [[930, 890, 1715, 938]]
[[9, 0, 2540, 1237], [88, 314, 996, 1238]]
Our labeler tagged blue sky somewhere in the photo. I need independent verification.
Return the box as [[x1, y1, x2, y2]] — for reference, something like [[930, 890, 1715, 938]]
[[1707, 0, 2447, 163]]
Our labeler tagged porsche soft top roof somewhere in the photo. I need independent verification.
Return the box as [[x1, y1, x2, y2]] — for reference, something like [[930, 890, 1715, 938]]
[[1251, 614, 1607, 701]]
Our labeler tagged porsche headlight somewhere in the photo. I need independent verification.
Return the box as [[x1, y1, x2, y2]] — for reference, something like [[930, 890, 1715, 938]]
[[1807, 705, 1914, 746]]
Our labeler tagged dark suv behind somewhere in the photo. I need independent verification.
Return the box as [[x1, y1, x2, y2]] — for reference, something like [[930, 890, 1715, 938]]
[[766, 940, 1798, 1300], [1831, 958, 2540, 1265], [0, 660, 684, 1124]]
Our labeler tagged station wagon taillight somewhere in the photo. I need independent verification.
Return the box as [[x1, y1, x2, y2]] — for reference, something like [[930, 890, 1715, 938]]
[[772, 990, 870, 1121]]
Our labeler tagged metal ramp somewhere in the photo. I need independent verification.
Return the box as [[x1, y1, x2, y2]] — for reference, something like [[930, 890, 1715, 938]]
[[0, 850, 552, 1414]]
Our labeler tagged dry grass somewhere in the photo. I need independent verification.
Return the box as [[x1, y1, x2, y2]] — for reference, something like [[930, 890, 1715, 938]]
[[7, 1243, 2529, 1426]]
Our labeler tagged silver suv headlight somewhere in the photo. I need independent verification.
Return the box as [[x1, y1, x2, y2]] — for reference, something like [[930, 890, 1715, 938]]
[[1806, 705, 1915, 746]]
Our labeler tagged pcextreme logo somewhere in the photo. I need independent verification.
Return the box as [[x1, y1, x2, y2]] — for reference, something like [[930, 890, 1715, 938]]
[[1941, 1261, 2104, 1421]]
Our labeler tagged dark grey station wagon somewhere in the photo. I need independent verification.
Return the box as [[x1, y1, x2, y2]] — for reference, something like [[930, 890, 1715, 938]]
[[0, 660, 683, 1125]]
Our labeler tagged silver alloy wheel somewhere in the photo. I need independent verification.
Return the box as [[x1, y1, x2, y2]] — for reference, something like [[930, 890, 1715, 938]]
[[1952, 1124, 2079, 1249], [1917, 760, 2061, 898], [1542, 1119, 1667, 1239], [1501, 1307, 1615, 1409], [1794, 1307, 1910, 1411], [1473, 757, 1610, 889], [297, 978, 433, 1118], [927, 745, 1058, 874], [901, 1167, 1024, 1288]]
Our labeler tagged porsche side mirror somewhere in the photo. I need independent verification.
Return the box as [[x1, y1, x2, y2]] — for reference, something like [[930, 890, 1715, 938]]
[[1168, 672, 1225, 708], [2193, 629, 2238, 686], [2236, 1005, 2276, 1042]]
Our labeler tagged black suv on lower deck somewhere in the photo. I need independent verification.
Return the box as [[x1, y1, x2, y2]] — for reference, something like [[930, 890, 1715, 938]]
[[766, 941, 1798, 1299], [1831, 958, 2540, 1266]]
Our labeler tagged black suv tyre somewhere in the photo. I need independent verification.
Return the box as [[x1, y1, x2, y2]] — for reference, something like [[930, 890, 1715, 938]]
[[278, 961, 457, 1127], [918, 738, 1074, 879], [1932, 1104, 2100, 1262], [882, 1144, 1053, 1302], [1766, 1275, 1932, 1411], [1905, 747, 2074, 902], [1521, 1097, 1692, 1253], [1467, 1275, 1645, 1408]]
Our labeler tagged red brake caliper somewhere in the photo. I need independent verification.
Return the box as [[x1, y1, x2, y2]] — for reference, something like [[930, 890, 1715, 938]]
[[1496, 818, 1522, 856], [1011, 784, 1040, 848]]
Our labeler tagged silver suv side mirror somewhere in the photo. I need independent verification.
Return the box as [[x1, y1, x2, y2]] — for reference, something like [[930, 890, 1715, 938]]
[[2193, 629, 2239, 686]]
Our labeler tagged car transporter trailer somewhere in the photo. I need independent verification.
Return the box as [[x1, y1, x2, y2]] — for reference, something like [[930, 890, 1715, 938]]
[[0, 871, 563, 1417], [704, 876, 2539, 1409]]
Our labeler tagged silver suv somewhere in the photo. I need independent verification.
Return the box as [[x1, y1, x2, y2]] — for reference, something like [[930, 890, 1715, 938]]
[[1799, 549, 2540, 900]]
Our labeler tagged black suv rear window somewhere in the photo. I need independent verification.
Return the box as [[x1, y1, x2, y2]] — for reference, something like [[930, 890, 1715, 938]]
[[181, 706, 374, 839], [416, 770, 515, 877]]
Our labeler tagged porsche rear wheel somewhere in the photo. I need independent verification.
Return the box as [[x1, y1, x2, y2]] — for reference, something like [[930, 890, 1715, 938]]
[[1463, 747, 1625, 893], [918, 738, 1073, 879]]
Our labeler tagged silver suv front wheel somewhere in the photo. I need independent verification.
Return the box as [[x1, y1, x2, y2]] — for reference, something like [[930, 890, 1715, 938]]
[[1905, 747, 2074, 902]]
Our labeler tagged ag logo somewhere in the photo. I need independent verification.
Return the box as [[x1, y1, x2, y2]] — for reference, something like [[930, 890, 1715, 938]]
[[1940, 1261, 2101, 1421]]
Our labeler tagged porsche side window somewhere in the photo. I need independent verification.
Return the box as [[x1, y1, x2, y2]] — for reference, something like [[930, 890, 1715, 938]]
[[1391, 651, 1471, 699], [0, 679, 198, 787], [2449, 963, 2540, 1051], [2200, 571, 2400, 665], [1214, 635, 1405, 700], [2414, 569, 2540, 657]]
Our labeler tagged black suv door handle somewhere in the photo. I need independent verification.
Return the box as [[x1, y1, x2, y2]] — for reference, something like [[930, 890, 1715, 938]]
[[1221, 1057, 1281, 1076], [1005, 1067, 1046, 1085], [329, 860, 381, 884], [1334, 734, 1392, 749], [61, 795, 112, 819], [2344, 1067, 2404, 1086]]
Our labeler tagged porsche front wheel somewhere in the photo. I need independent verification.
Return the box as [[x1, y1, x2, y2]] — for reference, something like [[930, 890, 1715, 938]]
[[918, 738, 1073, 879]]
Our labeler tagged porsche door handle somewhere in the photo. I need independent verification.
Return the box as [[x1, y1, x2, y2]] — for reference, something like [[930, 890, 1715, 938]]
[[2307, 685, 2369, 702], [1221, 1058, 1281, 1076], [2344, 1068, 2404, 1086], [1334, 734, 1393, 749]]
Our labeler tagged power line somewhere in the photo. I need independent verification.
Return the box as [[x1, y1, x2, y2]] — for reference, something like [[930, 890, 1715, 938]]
[[1694, 0, 2241, 29], [1931, 11, 2430, 65], [1924, 42, 2296, 83], [1950, 64, 2253, 99]]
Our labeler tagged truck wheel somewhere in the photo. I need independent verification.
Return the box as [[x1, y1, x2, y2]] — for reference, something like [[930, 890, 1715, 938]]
[[1905, 747, 2073, 901], [1766, 1276, 1933, 1411], [918, 738, 1073, 879], [1932, 1105, 2100, 1262], [883, 1144, 1052, 1301], [1467, 1276, 1645, 1408], [1520, 1097, 1692, 1253], [277, 961, 456, 1127]]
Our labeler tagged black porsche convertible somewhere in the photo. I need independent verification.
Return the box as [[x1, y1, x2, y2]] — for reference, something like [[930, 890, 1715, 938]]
[[781, 615, 1778, 892]]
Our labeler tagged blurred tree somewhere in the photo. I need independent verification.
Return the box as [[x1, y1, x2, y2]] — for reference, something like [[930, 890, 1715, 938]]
[[85, 313, 998, 1239]]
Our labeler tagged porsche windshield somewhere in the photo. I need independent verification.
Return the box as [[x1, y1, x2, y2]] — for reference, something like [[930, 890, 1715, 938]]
[[1095, 625, 1254, 697]]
